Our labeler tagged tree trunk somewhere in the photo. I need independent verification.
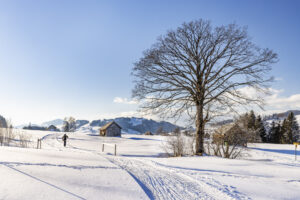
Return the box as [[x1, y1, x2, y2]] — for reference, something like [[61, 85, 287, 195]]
[[195, 103, 205, 155]]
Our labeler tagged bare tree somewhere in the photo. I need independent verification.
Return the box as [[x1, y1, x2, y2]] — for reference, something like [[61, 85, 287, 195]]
[[62, 117, 76, 132], [163, 133, 195, 157], [132, 19, 278, 155], [173, 127, 181, 136]]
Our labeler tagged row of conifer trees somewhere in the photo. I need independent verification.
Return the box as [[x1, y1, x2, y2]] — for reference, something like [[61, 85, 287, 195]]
[[243, 111, 299, 144]]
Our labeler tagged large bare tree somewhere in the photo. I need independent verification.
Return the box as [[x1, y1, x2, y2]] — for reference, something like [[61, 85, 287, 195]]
[[132, 19, 278, 155]]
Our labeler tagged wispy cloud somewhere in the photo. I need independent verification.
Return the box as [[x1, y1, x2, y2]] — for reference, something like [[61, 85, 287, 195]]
[[265, 89, 300, 109], [113, 97, 139, 105], [237, 87, 300, 114]]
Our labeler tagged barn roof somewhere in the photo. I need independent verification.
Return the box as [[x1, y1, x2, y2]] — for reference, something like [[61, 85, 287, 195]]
[[100, 121, 122, 130]]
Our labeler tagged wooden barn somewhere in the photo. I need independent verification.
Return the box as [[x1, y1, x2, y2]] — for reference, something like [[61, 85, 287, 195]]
[[100, 121, 122, 137]]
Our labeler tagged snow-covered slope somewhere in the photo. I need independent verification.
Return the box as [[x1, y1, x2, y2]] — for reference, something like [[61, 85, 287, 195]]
[[1, 129, 300, 199], [41, 119, 64, 127]]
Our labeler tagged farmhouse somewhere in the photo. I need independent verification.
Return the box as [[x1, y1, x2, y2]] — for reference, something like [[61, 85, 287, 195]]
[[100, 121, 122, 137]]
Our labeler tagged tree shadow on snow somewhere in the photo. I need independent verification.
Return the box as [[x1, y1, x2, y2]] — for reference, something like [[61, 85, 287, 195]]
[[1, 163, 86, 200], [249, 147, 299, 156], [0, 161, 118, 170], [127, 137, 161, 142], [119, 153, 168, 158]]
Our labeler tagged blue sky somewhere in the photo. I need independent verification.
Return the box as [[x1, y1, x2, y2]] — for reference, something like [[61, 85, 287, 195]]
[[0, 0, 299, 125]]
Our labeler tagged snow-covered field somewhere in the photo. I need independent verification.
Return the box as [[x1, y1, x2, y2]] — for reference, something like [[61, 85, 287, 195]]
[[0, 130, 300, 200]]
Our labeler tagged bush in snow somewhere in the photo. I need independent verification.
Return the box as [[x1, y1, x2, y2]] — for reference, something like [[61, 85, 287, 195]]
[[0, 120, 15, 146], [0, 117, 32, 148], [163, 134, 195, 157], [18, 131, 32, 148], [206, 123, 247, 159]]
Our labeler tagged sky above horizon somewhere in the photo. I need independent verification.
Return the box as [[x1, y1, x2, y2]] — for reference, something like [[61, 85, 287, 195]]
[[0, 0, 300, 126]]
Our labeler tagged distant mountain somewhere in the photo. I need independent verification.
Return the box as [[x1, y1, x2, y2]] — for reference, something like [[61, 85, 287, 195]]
[[263, 110, 300, 121], [41, 119, 64, 127], [34, 117, 180, 134], [209, 119, 234, 127], [90, 117, 180, 134], [76, 120, 89, 129]]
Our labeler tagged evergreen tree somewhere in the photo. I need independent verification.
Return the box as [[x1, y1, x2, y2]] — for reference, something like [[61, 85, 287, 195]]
[[247, 110, 256, 130], [255, 115, 267, 142], [269, 121, 281, 143], [275, 122, 282, 143], [282, 112, 299, 143], [280, 119, 288, 144]]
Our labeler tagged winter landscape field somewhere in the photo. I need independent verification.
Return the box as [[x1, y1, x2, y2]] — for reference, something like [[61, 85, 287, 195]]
[[1, 1, 300, 200], [1, 128, 299, 200]]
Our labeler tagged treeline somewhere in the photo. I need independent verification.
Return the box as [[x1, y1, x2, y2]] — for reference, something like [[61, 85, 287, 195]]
[[23, 124, 60, 131], [23, 117, 76, 132], [239, 111, 299, 144], [268, 112, 299, 144]]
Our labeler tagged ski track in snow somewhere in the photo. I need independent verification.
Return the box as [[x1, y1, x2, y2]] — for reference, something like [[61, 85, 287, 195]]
[[41, 133, 251, 200], [107, 156, 250, 200], [107, 156, 211, 200]]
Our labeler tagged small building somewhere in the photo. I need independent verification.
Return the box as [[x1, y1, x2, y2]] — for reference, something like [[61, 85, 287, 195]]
[[47, 125, 60, 132], [100, 121, 122, 137]]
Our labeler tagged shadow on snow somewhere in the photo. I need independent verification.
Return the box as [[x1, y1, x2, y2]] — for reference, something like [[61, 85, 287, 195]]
[[1, 163, 86, 200], [249, 147, 299, 156], [0, 161, 118, 170]]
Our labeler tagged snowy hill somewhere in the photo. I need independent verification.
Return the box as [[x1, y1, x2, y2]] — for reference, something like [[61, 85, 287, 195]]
[[41, 119, 64, 127], [264, 110, 300, 121]]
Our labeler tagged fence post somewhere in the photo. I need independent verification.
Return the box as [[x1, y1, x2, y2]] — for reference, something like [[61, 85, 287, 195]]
[[39, 139, 42, 149], [37, 139, 39, 149], [295, 144, 297, 161], [102, 143, 104, 152], [114, 144, 117, 156]]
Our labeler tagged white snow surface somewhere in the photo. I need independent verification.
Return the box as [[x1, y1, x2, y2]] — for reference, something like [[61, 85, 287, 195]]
[[1, 129, 300, 200], [130, 118, 143, 126]]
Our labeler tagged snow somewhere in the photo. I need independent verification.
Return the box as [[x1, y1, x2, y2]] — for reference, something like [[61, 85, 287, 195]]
[[123, 129, 142, 134], [1, 130, 300, 199], [296, 115, 300, 126], [130, 118, 143, 126]]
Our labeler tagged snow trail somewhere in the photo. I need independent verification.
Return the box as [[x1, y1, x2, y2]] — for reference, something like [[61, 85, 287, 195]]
[[106, 156, 251, 200], [41, 133, 251, 200], [107, 156, 212, 200]]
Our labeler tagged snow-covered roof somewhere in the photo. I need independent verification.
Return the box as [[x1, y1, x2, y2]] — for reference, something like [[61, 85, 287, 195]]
[[100, 121, 122, 130]]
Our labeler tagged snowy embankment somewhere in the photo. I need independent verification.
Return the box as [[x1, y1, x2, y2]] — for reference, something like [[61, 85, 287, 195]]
[[1, 130, 300, 200]]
